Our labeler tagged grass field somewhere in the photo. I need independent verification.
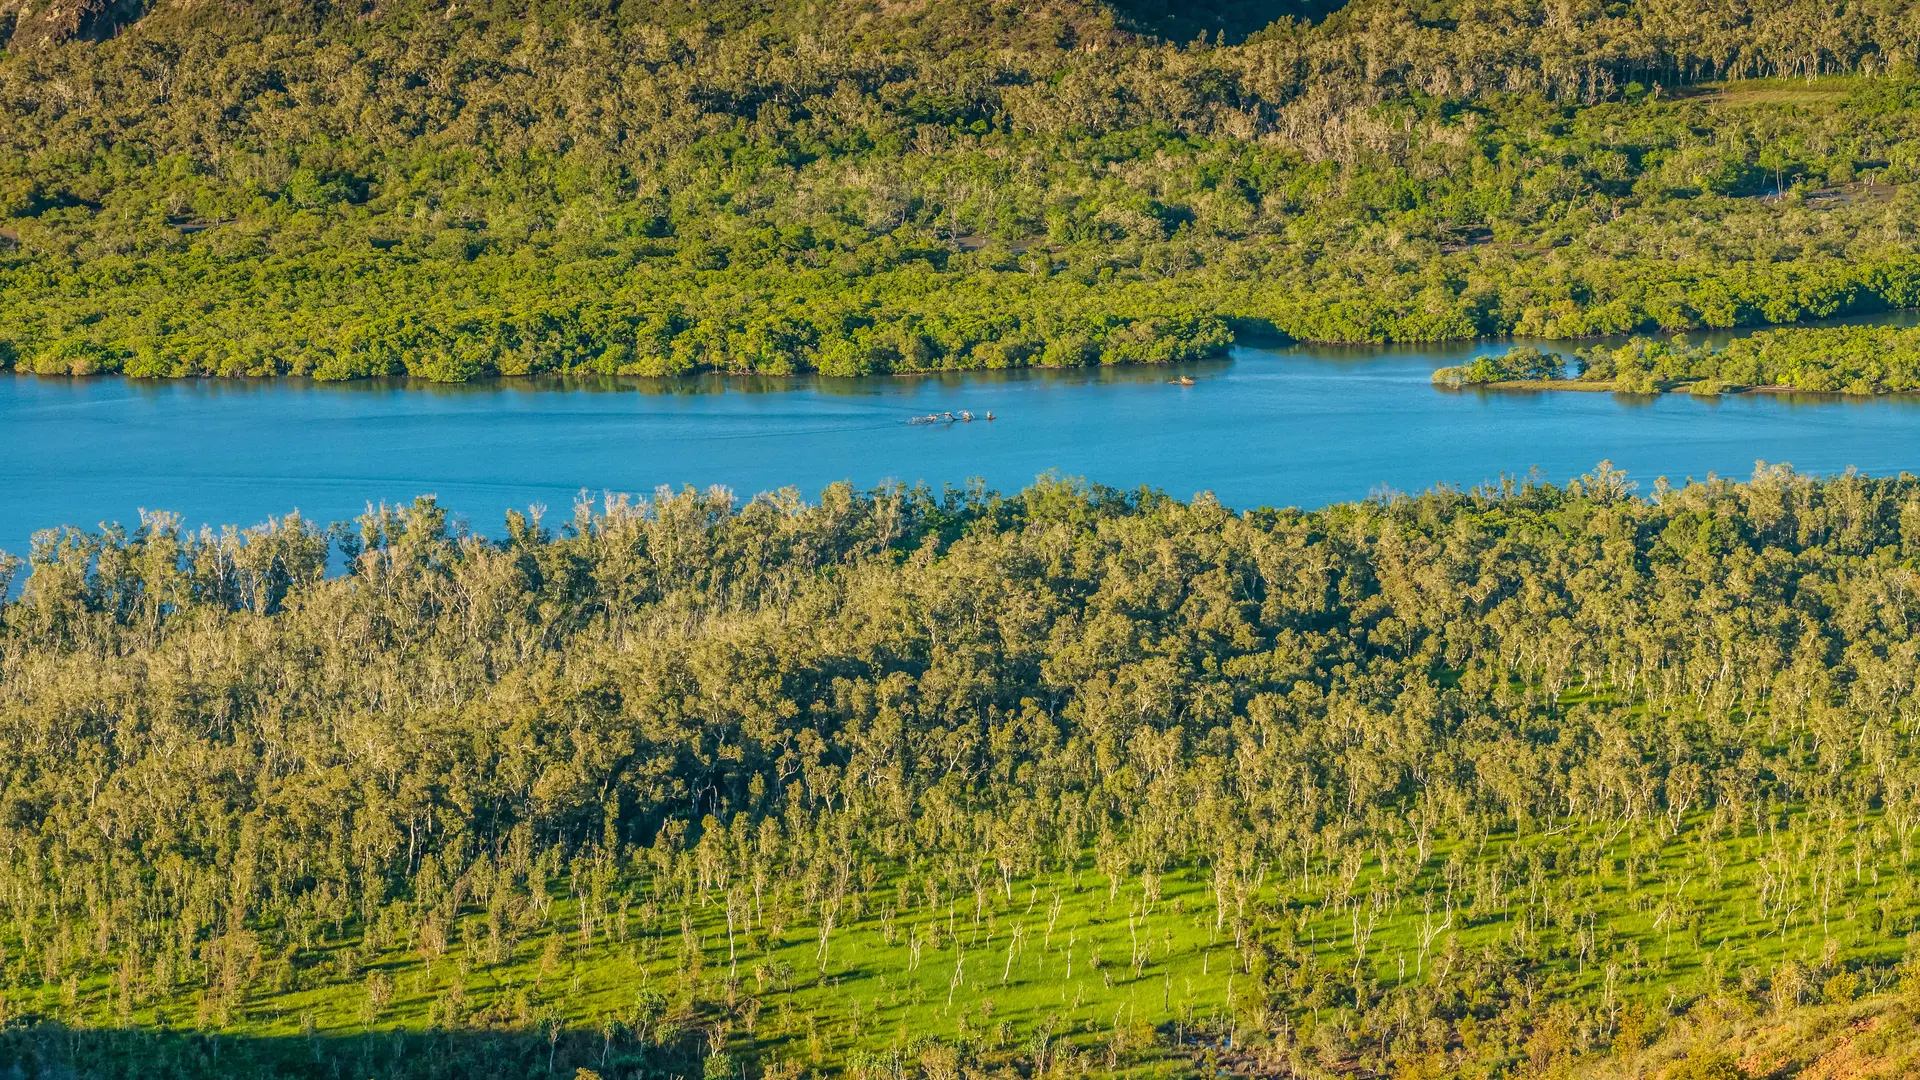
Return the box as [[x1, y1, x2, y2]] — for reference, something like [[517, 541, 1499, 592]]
[[7, 797, 1914, 1078]]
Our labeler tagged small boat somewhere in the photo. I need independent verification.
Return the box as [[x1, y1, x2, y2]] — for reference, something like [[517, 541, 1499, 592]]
[[914, 411, 992, 426], [1172, 376, 1195, 387]]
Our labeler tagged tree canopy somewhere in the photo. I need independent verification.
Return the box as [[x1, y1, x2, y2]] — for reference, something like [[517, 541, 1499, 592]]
[[1439, 324, 1920, 394], [7, 470, 1920, 1076], [6, 0, 1920, 379]]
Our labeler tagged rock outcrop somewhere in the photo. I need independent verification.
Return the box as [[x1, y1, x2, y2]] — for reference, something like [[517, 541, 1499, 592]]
[[3, 0, 148, 49]]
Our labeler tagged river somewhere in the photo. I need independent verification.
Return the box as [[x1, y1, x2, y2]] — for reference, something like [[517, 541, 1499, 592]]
[[6, 323, 1920, 561]]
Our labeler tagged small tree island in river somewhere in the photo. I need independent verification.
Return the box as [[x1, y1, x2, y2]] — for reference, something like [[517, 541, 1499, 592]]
[[1435, 324, 1920, 396]]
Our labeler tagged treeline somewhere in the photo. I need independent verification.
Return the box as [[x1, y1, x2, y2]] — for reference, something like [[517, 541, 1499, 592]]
[[7, 0, 1920, 378], [7, 470, 1920, 1077], [1581, 323, 1920, 393], [1444, 323, 1920, 393]]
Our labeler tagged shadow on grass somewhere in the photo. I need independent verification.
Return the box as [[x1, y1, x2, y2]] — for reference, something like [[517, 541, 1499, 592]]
[[0, 1023, 702, 1080]]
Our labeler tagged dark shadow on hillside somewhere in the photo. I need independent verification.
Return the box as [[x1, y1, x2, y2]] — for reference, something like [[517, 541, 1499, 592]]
[[0, 1024, 701, 1080], [1106, 0, 1346, 42]]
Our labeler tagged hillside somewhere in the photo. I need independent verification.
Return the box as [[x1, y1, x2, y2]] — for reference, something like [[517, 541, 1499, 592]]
[[7, 471, 1920, 1078], [4, 0, 1920, 380]]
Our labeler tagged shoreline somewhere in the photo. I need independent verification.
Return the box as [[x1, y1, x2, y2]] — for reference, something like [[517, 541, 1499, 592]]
[[9, 308, 1920, 387], [1445, 379, 1901, 397]]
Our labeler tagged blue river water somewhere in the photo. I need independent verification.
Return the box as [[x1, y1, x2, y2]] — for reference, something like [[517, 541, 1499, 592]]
[[5, 328, 1920, 562]]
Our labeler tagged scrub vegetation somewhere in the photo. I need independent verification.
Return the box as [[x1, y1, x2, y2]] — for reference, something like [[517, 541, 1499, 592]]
[[1438, 325, 1920, 394], [6, 469, 1920, 1078], [7, 0, 1920, 379]]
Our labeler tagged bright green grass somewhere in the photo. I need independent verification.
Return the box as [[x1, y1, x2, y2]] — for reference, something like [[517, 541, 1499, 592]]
[[9, 797, 1915, 1077]]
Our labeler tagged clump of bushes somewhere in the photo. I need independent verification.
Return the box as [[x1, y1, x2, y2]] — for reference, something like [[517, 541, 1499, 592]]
[[1432, 345, 1566, 387]]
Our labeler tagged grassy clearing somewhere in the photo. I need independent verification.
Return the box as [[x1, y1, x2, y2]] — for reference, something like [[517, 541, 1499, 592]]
[[1686, 78, 1862, 107]]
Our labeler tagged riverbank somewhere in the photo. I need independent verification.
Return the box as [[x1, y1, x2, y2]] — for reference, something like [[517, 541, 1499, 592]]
[[1442, 378, 1828, 395], [1436, 323, 1920, 397]]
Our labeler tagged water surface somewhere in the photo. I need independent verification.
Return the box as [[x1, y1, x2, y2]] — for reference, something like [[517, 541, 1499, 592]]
[[6, 330, 1920, 560]]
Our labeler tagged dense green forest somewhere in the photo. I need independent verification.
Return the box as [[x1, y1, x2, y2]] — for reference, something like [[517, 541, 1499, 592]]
[[1434, 324, 1920, 394], [5, 470, 1920, 1078], [7, 0, 1920, 379]]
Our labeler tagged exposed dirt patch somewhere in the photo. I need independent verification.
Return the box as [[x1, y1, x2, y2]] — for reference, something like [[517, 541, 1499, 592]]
[[1798, 1015, 1886, 1080], [5, 0, 147, 47], [1610, 997, 1920, 1080]]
